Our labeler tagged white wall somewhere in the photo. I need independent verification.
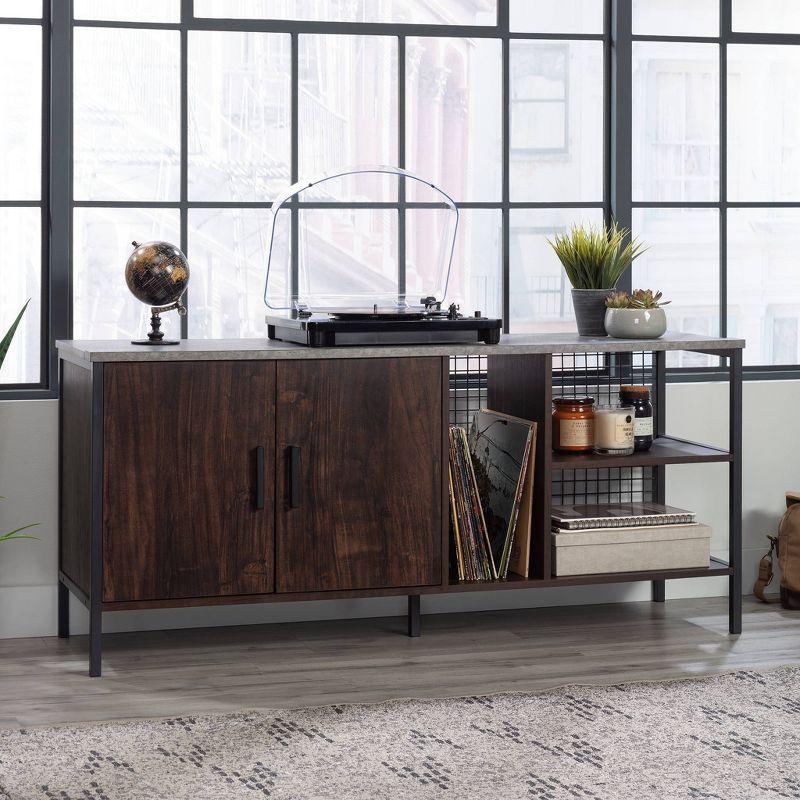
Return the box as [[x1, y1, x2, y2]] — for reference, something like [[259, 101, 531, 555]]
[[0, 380, 794, 639]]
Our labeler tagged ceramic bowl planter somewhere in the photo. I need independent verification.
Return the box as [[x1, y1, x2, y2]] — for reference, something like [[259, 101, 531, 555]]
[[604, 307, 667, 339], [571, 289, 612, 337]]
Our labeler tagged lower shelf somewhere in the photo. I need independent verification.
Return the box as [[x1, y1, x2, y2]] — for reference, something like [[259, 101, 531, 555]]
[[446, 558, 733, 592]]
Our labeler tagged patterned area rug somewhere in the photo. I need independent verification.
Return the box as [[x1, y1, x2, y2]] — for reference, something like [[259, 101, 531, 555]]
[[0, 668, 798, 799]]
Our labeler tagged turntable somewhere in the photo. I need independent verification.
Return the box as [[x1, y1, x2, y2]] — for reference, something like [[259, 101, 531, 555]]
[[262, 165, 502, 348]]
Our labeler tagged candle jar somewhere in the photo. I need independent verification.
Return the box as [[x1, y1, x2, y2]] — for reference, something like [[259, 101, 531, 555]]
[[619, 385, 653, 452], [593, 405, 635, 456], [552, 397, 595, 453]]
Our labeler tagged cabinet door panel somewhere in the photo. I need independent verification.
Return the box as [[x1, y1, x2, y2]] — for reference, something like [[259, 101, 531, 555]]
[[103, 361, 275, 602], [276, 357, 443, 593]]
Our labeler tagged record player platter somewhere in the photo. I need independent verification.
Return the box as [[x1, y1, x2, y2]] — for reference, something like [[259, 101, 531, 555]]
[[327, 307, 428, 321]]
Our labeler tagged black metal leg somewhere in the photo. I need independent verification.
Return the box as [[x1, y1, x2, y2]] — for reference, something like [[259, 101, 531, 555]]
[[58, 580, 70, 638], [652, 351, 667, 606], [89, 602, 102, 677], [729, 349, 743, 635], [407, 595, 421, 638], [88, 364, 104, 676], [729, 573, 742, 634], [651, 580, 665, 603]]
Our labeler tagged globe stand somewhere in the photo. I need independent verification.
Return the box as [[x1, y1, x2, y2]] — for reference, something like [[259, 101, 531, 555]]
[[131, 302, 185, 346]]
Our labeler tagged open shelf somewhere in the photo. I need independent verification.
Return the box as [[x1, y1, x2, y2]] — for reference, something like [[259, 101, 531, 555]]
[[551, 435, 731, 469], [445, 558, 732, 593]]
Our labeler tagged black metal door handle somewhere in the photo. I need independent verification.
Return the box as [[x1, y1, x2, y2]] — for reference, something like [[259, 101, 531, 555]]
[[288, 445, 301, 508], [255, 446, 265, 510]]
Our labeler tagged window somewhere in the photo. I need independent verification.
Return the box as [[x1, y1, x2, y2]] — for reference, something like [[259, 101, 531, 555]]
[[7, 1, 800, 397], [63, 0, 604, 349], [0, 3, 45, 388], [632, 0, 800, 370]]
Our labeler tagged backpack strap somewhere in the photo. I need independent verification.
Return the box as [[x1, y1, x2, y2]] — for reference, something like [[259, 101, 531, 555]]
[[753, 535, 780, 603]]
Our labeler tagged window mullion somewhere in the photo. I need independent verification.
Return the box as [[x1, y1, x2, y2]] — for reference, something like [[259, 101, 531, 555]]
[[180, 0, 190, 340], [610, 0, 632, 294], [50, 0, 73, 388]]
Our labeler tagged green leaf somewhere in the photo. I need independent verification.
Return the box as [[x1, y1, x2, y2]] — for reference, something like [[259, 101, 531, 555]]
[[0, 522, 39, 543], [0, 300, 30, 374]]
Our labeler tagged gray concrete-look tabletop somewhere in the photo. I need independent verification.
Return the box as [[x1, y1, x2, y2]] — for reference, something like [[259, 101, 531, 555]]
[[56, 332, 745, 364]]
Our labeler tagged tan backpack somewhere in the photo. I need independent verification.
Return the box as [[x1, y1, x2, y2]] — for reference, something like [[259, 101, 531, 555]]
[[754, 492, 800, 609]]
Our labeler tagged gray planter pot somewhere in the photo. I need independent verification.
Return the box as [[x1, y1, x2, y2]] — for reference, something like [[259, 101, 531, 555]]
[[571, 289, 611, 337], [604, 307, 667, 339]]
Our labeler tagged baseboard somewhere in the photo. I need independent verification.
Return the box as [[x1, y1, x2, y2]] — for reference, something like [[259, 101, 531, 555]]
[[0, 547, 764, 640]]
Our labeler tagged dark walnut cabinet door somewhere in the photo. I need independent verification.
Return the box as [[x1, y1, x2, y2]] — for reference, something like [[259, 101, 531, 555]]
[[103, 362, 275, 602], [276, 358, 443, 593]]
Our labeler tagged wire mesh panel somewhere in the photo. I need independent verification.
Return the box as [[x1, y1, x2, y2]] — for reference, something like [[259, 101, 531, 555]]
[[552, 351, 655, 506], [449, 354, 486, 428], [447, 350, 658, 505]]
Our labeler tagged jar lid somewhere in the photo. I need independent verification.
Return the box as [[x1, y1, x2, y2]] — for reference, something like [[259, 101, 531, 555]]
[[553, 397, 595, 406], [619, 385, 650, 398]]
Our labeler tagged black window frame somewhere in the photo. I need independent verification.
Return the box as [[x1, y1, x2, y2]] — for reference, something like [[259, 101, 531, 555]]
[[0, 3, 53, 400], [4, 0, 800, 400]]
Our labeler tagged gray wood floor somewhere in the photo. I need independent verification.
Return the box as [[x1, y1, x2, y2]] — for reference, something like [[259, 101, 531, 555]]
[[1, 596, 798, 729]]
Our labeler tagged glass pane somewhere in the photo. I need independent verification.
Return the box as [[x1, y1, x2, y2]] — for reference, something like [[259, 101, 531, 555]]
[[73, 28, 180, 202], [0, 25, 41, 200], [510, 0, 604, 34], [509, 208, 604, 333], [188, 31, 291, 202], [510, 41, 604, 202], [633, 0, 718, 37], [194, 0, 496, 24], [633, 208, 719, 368], [72, 208, 181, 340], [298, 35, 397, 200], [406, 38, 501, 202], [633, 42, 719, 203], [74, 0, 180, 22], [728, 208, 800, 366], [0, 208, 40, 385], [407, 209, 502, 318], [0, 0, 41, 16], [733, 0, 800, 34], [728, 45, 800, 202], [188, 209, 277, 338]]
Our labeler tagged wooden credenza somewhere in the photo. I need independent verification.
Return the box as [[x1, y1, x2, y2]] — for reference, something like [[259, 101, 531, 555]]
[[57, 335, 744, 677]]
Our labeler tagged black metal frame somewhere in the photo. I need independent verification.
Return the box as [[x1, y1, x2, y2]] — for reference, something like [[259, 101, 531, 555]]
[[58, 340, 742, 676]]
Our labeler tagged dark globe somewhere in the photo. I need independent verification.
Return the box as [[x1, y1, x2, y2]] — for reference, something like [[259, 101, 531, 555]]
[[125, 241, 189, 307]]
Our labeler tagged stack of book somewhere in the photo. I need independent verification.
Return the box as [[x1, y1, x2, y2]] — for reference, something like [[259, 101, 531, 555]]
[[449, 410, 537, 582], [551, 502, 711, 577]]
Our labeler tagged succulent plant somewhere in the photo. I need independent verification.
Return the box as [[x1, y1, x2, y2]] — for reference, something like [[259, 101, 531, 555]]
[[605, 291, 632, 309], [547, 221, 647, 290], [630, 289, 670, 309]]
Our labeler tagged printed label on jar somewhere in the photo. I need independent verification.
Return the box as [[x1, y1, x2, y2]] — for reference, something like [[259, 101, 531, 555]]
[[560, 418, 594, 447], [615, 415, 635, 445], [634, 416, 653, 437]]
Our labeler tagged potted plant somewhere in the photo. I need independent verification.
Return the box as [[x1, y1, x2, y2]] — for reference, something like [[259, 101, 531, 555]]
[[604, 289, 670, 339], [548, 222, 646, 336], [0, 301, 38, 544]]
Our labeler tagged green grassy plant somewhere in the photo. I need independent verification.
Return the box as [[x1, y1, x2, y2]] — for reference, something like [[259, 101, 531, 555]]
[[547, 222, 646, 290]]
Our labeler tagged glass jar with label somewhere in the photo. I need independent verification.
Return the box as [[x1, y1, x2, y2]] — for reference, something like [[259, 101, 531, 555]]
[[552, 397, 595, 453], [619, 386, 654, 452], [593, 405, 635, 456]]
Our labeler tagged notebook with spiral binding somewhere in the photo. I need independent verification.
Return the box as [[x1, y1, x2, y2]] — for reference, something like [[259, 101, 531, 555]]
[[551, 502, 696, 531]]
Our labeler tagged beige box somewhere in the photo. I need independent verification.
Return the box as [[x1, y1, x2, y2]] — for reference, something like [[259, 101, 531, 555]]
[[551, 523, 712, 576]]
